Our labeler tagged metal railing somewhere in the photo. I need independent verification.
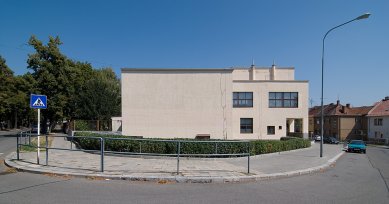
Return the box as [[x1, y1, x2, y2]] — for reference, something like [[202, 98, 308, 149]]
[[16, 132, 251, 174]]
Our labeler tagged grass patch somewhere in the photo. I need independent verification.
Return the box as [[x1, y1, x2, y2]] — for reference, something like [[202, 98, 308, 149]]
[[20, 136, 54, 152]]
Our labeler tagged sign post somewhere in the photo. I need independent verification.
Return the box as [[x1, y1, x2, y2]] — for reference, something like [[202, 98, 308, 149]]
[[30, 94, 47, 164]]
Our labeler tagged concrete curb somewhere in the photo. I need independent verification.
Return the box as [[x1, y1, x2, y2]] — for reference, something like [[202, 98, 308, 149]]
[[4, 151, 345, 183]]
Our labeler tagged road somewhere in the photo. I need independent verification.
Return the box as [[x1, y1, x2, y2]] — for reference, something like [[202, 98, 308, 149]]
[[0, 140, 388, 204], [0, 134, 16, 172]]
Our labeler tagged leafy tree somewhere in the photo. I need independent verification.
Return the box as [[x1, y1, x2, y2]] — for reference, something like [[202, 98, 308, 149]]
[[27, 36, 74, 131], [76, 68, 121, 120], [0, 56, 36, 128], [0, 55, 14, 128], [27, 36, 121, 132]]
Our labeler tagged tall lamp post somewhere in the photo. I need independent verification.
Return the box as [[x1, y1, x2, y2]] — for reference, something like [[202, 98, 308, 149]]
[[320, 13, 370, 157]]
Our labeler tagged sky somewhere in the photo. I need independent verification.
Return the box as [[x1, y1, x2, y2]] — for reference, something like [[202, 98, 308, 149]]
[[1, 0, 388, 107]]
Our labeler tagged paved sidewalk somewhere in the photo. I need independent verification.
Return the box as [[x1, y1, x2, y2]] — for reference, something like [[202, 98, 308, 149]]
[[5, 135, 344, 183]]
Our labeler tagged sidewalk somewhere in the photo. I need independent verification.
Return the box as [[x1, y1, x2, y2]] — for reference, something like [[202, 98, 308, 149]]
[[5, 136, 344, 183]]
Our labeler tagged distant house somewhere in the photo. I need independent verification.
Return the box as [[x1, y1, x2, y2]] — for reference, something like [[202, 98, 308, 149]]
[[309, 100, 373, 141], [367, 97, 389, 144]]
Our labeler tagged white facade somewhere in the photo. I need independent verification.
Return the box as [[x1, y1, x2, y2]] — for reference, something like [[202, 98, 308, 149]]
[[121, 65, 308, 140], [367, 98, 389, 143], [368, 117, 389, 140]]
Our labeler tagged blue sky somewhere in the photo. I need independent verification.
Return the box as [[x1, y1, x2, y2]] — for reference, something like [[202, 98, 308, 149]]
[[1, 0, 388, 107]]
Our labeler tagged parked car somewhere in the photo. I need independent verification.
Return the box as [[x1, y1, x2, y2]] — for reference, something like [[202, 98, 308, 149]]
[[323, 136, 339, 144], [347, 140, 366, 154], [314, 135, 321, 142], [31, 125, 38, 133]]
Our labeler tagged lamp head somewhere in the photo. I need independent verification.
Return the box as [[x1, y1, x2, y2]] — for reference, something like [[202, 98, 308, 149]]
[[355, 13, 371, 20]]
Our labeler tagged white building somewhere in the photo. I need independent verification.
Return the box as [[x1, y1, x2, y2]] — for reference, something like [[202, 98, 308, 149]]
[[367, 97, 389, 144], [121, 64, 308, 140]]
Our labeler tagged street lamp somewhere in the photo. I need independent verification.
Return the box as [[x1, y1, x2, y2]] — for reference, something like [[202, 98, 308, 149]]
[[320, 13, 370, 157]]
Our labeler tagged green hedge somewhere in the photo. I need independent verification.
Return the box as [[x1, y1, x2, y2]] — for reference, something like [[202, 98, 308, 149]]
[[73, 132, 311, 156]]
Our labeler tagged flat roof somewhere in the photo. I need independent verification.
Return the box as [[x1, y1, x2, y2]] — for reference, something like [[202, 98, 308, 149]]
[[233, 80, 309, 83], [121, 68, 233, 73]]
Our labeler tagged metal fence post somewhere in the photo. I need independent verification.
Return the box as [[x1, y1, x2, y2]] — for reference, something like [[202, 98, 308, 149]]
[[45, 135, 48, 166], [17, 133, 20, 160], [215, 142, 218, 154], [28, 131, 31, 145], [177, 141, 181, 174], [247, 142, 250, 174], [139, 141, 142, 154], [100, 138, 104, 172]]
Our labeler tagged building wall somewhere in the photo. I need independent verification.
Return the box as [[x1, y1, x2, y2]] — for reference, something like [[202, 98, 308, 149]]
[[121, 67, 308, 140], [232, 81, 308, 140], [368, 116, 389, 140], [232, 68, 294, 81], [121, 69, 233, 139]]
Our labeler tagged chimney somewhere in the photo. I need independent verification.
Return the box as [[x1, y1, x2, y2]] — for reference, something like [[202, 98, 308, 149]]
[[250, 63, 256, 80], [384, 96, 389, 101], [346, 103, 351, 108], [270, 62, 276, 80], [336, 100, 340, 106]]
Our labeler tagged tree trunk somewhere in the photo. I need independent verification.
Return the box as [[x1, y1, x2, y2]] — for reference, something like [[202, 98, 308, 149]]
[[14, 110, 18, 129]]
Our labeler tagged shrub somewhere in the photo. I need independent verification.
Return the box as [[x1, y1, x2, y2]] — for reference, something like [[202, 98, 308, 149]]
[[73, 132, 311, 156]]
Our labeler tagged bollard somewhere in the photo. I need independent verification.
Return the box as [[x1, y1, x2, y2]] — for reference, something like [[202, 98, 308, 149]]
[[177, 141, 181, 174], [100, 138, 104, 172]]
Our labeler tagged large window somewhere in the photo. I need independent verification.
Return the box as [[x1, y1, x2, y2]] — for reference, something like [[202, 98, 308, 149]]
[[240, 118, 253, 133], [269, 92, 298, 108], [233, 92, 253, 107], [374, 118, 383, 126]]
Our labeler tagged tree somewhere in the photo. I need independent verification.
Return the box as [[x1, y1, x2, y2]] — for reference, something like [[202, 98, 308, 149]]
[[27, 36, 74, 131], [0, 56, 35, 129], [0, 55, 15, 128], [76, 68, 121, 120]]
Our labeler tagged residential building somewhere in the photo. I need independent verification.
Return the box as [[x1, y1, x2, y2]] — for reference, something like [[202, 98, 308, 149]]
[[367, 97, 389, 144], [309, 101, 373, 141], [121, 64, 308, 140]]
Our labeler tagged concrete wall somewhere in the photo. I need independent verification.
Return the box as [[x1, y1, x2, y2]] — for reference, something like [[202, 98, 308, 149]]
[[121, 67, 308, 140], [232, 67, 294, 81], [232, 81, 308, 140], [122, 69, 233, 139]]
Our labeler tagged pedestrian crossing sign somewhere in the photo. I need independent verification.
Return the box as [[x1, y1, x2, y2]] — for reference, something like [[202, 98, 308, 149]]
[[30, 94, 47, 109]]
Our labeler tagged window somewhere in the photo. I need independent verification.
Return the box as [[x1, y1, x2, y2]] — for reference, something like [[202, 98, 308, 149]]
[[240, 118, 253, 133], [233, 92, 253, 107], [267, 126, 275, 135], [269, 92, 298, 108], [374, 118, 383, 126]]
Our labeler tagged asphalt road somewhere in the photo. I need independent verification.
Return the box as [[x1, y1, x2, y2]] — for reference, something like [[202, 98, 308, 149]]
[[0, 135, 16, 172], [0, 144, 388, 204]]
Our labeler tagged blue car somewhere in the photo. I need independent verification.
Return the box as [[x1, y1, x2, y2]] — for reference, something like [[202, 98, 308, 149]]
[[347, 140, 366, 154]]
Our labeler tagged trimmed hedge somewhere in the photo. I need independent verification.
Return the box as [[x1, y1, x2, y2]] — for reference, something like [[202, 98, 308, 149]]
[[73, 132, 311, 156]]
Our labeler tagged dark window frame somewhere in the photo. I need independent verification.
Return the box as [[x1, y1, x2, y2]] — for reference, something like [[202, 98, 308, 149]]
[[267, 126, 275, 135], [240, 118, 253, 133], [269, 92, 298, 108], [374, 118, 383, 126], [233, 92, 253, 108]]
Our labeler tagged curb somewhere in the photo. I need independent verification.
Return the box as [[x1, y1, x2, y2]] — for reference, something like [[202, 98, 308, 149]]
[[4, 151, 345, 183]]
